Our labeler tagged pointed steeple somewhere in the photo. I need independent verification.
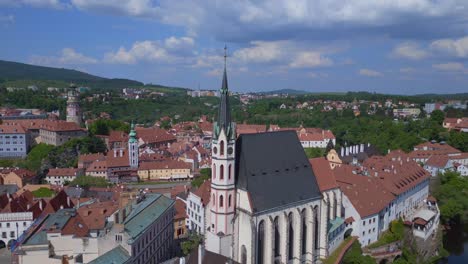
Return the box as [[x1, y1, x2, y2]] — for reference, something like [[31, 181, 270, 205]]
[[217, 45, 232, 137]]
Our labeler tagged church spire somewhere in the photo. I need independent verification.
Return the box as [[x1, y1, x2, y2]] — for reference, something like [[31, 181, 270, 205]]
[[217, 45, 232, 137]]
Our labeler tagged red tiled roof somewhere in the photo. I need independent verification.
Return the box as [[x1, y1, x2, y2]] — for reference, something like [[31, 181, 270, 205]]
[[425, 155, 450, 168], [77, 201, 119, 230], [0, 124, 26, 134], [174, 199, 188, 220], [413, 218, 428, 226], [334, 164, 395, 217], [86, 160, 108, 172], [0, 168, 36, 179], [136, 127, 176, 144], [345, 217, 355, 224], [193, 180, 211, 206], [309, 157, 338, 191], [61, 213, 89, 237], [39, 120, 84, 132], [78, 153, 106, 164], [47, 168, 80, 177], [108, 130, 128, 143]]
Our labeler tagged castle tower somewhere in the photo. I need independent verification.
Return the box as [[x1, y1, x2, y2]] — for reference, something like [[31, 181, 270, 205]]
[[128, 122, 139, 168], [206, 47, 236, 257], [66, 83, 82, 125]]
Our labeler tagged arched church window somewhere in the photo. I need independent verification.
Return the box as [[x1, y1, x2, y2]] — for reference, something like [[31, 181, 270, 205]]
[[228, 164, 232, 180], [334, 195, 338, 219], [258, 220, 265, 264], [274, 217, 280, 257], [212, 194, 215, 207], [212, 164, 216, 179], [314, 206, 319, 250], [219, 195, 224, 207], [288, 212, 294, 260], [241, 245, 247, 264], [228, 194, 232, 207], [220, 165, 224, 180], [220, 140, 225, 156], [301, 209, 307, 256]]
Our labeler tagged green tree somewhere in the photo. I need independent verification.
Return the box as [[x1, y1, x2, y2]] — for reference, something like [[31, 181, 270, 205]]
[[430, 110, 445, 125]]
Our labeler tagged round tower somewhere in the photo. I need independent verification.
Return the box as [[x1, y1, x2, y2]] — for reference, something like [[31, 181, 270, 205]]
[[66, 83, 82, 125]]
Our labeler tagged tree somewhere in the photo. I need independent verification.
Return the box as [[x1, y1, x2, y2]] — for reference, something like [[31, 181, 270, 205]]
[[181, 233, 203, 255], [430, 110, 445, 125]]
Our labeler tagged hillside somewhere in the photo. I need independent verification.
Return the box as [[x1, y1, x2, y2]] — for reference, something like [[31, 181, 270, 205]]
[[0, 59, 143, 89], [260, 89, 310, 95]]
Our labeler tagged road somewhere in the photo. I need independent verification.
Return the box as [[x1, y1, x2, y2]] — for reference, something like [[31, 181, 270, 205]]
[[0, 247, 11, 264]]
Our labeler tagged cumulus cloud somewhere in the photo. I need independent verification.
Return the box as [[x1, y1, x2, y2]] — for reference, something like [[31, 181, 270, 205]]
[[289, 51, 333, 68], [359, 68, 383, 77], [30, 48, 97, 66], [392, 42, 429, 60], [104, 36, 195, 64], [71, 0, 159, 17], [432, 62, 466, 71], [0, 0, 66, 9], [232, 40, 334, 69], [430, 36, 468, 58]]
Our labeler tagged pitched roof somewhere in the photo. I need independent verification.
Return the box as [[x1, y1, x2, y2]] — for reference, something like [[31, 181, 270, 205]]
[[78, 153, 106, 164], [425, 155, 450, 168], [174, 199, 187, 220], [135, 127, 176, 144], [46, 168, 80, 177], [77, 201, 119, 230], [0, 124, 26, 134], [235, 131, 321, 213], [193, 180, 211, 206], [38, 120, 84, 132], [309, 157, 338, 191], [334, 165, 395, 217]]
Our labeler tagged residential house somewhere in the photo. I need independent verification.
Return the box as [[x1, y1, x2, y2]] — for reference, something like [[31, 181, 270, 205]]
[[45, 168, 81, 185], [0, 168, 35, 188], [186, 180, 211, 235]]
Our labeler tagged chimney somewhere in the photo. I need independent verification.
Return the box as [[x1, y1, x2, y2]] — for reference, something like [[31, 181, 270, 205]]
[[67, 196, 70, 207], [27, 203, 31, 210], [198, 244, 205, 264], [39, 200, 43, 211]]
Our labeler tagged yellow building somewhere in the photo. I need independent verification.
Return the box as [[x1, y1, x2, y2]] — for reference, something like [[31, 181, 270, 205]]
[[137, 160, 192, 181]]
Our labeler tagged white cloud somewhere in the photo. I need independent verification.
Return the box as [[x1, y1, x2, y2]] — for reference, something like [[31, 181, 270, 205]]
[[392, 42, 428, 60], [432, 62, 465, 71], [233, 41, 285, 63], [289, 51, 333, 68], [104, 36, 196, 64], [71, 0, 158, 17], [359, 68, 383, 77], [30, 48, 97, 66], [307, 72, 328, 78], [232, 40, 334, 69], [0, 0, 65, 9], [430, 36, 468, 58]]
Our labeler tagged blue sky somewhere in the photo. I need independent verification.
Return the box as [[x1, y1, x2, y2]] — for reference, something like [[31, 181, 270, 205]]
[[1, 0, 468, 94]]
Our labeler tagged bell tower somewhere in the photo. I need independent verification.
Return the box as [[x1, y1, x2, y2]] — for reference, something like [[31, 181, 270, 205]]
[[206, 46, 236, 257], [128, 122, 139, 168], [66, 83, 82, 125]]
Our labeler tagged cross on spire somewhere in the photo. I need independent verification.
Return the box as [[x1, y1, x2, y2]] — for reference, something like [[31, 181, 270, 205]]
[[224, 45, 227, 69]]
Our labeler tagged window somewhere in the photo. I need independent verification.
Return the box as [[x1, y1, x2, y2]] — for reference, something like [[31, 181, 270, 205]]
[[220, 165, 224, 180], [212, 164, 216, 179], [363, 221, 365, 226], [228, 195, 232, 207], [288, 213, 294, 260], [6, 223, 10, 228], [257, 220, 265, 264], [219, 195, 224, 207], [10, 231, 15, 238], [228, 164, 232, 180], [220, 141, 224, 156]]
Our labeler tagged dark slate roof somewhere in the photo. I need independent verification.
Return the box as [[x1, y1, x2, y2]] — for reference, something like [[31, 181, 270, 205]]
[[235, 131, 321, 213], [88, 245, 130, 264]]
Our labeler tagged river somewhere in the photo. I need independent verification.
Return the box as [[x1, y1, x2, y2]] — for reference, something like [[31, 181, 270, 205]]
[[438, 223, 468, 263]]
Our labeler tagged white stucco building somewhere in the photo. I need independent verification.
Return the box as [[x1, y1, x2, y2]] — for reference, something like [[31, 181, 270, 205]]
[[0, 124, 29, 158], [186, 180, 210, 235]]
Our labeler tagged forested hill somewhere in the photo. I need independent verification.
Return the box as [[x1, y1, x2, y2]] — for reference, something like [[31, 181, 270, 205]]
[[0, 59, 143, 89]]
